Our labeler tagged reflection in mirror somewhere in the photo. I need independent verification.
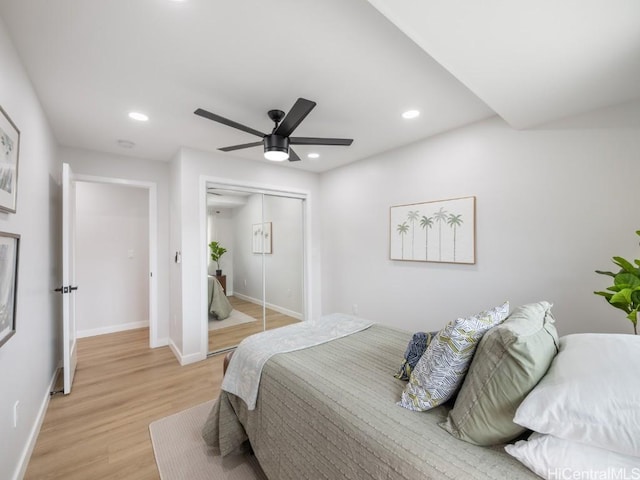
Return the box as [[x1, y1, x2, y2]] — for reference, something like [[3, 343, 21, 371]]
[[263, 194, 304, 331], [206, 185, 304, 354]]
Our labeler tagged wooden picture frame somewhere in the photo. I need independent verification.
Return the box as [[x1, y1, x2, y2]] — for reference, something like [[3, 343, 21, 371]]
[[0, 231, 19, 348], [390, 196, 476, 264], [0, 106, 20, 214], [252, 222, 272, 254]]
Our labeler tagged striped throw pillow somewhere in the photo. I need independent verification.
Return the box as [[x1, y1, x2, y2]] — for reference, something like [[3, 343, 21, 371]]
[[398, 302, 509, 412]]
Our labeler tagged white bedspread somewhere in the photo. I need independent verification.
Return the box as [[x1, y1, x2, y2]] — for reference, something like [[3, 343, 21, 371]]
[[221, 313, 374, 410]]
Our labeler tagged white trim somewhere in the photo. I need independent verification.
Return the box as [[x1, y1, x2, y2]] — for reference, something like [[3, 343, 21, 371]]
[[12, 366, 60, 480], [168, 339, 182, 364], [168, 338, 206, 366], [76, 321, 150, 339], [74, 174, 160, 349], [233, 292, 304, 320]]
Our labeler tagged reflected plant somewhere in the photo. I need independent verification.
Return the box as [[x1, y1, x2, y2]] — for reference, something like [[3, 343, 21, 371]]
[[208, 241, 227, 272]]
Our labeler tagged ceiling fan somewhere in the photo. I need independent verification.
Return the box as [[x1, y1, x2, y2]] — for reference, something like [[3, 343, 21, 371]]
[[194, 98, 353, 162]]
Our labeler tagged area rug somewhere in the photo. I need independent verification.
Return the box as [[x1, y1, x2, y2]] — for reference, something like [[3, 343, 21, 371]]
[[149, 400, 267, 480], [209, 309, 257, 331]]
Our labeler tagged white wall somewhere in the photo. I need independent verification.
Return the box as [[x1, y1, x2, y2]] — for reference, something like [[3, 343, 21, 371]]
[[61, 147, 170, 344], [75, 182, 149, 337], [230, 193, 304, 316], [264, 195, 304, 315], [231, 194, 264, 302], [0, 16, 61, 480], [170, 147, 321, 363], [320, 105, 640, 336]]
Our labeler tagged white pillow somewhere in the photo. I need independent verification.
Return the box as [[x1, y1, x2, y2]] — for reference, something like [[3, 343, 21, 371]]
[[514, 333, 640, 457], [505, 433, 640, 479]]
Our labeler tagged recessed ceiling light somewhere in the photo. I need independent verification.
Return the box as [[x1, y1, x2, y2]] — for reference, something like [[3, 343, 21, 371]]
[[402, 110, 420, 119], [308, 153, 320, 159], [128, 111, 149, 122], [117, 139, 136, 149]]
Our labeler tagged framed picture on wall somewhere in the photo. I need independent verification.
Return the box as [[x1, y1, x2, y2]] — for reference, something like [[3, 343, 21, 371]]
[[390, 196, 475, 264], [252, 222, 272, 254], [0, 106, 20, 214], [0, 231, 19, 349]]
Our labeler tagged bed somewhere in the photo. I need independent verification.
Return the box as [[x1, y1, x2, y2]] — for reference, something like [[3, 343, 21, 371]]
[[208, 275, 232, 320], [202, 324, 537, 479]]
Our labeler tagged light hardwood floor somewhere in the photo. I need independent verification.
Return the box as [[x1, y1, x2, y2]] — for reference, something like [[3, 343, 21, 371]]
[[25, 328, 224, 480], [208, 296, 299, 352]]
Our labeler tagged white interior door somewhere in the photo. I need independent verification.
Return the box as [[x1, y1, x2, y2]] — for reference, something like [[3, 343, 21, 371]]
[[62, 163, 78, 394]]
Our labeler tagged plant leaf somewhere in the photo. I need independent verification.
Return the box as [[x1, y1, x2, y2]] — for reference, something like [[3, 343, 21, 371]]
[[610, 289, 633, 306], [595, 270, 617, 277], [614, 273, 640, 288], [613, 257, 637, 273], [594, 291, 613, 299], [626, 308, 638, 325]]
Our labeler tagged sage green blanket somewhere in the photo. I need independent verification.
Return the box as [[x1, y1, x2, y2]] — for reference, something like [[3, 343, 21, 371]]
[[202, 324, 536, 479], [208, 275, 232, 320]]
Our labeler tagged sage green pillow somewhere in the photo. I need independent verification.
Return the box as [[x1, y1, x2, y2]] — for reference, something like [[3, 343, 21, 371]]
[[440, 301, 559, 445]]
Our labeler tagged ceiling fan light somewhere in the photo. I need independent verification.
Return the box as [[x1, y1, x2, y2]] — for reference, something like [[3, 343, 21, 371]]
[[264, 149, 289, 162], [263, 134, 289, 161]]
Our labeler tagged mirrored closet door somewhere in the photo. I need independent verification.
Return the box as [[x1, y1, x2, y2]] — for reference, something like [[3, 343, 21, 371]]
[[206, 184, 305, 354]]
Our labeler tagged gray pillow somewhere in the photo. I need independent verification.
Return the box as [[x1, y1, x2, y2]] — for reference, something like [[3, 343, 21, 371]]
[[440, 301, 559, 445]]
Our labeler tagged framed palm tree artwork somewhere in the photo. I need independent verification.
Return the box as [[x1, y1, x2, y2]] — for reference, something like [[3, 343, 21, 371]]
[[0, 231, 19, 349], [252, 222, 272, 254], [0, 106, 20, 213], [389, 196, 475, 264]]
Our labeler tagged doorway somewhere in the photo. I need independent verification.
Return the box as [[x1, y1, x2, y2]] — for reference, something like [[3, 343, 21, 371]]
[[73, 174, 159, 348], [205, 184, 306, 354]]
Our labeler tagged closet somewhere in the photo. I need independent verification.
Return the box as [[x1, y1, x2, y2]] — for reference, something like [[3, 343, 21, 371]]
[[205, 184, 305, 354]]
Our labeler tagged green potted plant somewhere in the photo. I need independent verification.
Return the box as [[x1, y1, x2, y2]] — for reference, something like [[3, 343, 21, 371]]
[[594, 230, 640, 334], [208, 241, 227, 276]]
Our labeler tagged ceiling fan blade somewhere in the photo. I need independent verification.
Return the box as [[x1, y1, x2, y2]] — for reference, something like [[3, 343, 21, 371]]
[[289, 137, 353, 146], [288, 148, 301, 162], [219, 141, 264, 152], [274, 98, 316, 137], [194, 108, 265, 138]]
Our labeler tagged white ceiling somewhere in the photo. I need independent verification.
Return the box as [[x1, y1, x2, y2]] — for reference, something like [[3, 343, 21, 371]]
[[0, 1, 638, 173], [368, 0, 640, 129]]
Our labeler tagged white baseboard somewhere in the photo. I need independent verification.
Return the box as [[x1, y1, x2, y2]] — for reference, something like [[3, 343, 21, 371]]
[[151, 337, 169, 348], [168, 338, 205, 366], [77, 321, 149, 338], [13, 364, 60, 480], [232, 293, 303, 320], [168, 338, 181, 364]]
